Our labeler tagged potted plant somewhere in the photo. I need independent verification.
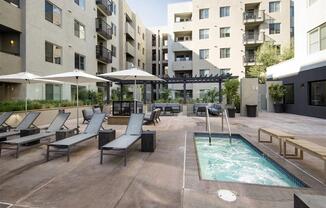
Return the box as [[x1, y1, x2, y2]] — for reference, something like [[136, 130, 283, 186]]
[[269, 84, 286, 113], [223, 79, 240, 118]]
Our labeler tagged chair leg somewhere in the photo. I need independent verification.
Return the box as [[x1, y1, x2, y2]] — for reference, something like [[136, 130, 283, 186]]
[[67, 147, 70, 162], [100, 149, 103, 165], [46, 145, 50, 161], [124, 150, 127, 166], [16, 144, 19, 159], [0, 143, 2, 157]]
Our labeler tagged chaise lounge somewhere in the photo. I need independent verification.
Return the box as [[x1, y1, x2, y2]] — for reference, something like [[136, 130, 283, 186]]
[[0, 112, 14, 130], [100, 113, 145, 166], [0, 112, 40, 141], [46, 113, 106, 162], [0, 112, 70, 158]]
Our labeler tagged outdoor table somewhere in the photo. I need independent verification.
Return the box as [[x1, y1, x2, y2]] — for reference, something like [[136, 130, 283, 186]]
[[98, 129, 116, 150], [141, 131, 156, 152]]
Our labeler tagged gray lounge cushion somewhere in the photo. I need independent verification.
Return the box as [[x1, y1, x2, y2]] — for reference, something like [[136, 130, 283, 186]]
[[3, 132, 54, 145], [102, 135, 140, 149], [50, 133, 97, 146]]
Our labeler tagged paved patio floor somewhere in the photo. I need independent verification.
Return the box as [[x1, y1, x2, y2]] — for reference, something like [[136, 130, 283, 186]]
[[0, 112, 325, 208]]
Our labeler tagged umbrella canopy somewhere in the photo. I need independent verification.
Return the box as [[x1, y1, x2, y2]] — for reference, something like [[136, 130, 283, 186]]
[[100, 68, 164, 113], [40, 70, 109, 129], [0, 72, 63, 112], [99, 68, 164, 81]]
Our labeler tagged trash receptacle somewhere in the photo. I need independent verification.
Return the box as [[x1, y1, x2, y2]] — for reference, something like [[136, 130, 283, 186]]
[[246, 105, 257, 117]]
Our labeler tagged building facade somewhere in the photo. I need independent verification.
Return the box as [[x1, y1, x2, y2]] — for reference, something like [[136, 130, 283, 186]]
[[0, 0, 147, 102], [160, 0, 293, 100], [267, 0, 326, 118]]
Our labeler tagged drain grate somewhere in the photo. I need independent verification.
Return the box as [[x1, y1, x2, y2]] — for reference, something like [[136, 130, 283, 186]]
[[217, 189, 237, 202]]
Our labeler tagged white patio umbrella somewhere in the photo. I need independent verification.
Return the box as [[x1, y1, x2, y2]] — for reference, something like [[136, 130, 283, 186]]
[[39, 70, 109, 129], [0, 72, 62, 113], [99, 68, 164, 113]]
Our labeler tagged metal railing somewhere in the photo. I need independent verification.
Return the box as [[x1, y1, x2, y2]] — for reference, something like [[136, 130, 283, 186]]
[[243, 10, 265, 22], [243, 32, 265, 43], [222, 109, 232, 143], [96, 45, 112, 64], [96, 18, 112, 40], [206, 107, 212, 145], [96, 0, 112, 16]]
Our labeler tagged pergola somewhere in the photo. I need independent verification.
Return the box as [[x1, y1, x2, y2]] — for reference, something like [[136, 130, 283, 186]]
[[104, 73, 238, 104]]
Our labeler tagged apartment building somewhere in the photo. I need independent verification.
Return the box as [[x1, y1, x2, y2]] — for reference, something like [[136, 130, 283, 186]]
[[267, 0, 326, 118], [163, 0, 293, 100], [0, 0, 147, 102]]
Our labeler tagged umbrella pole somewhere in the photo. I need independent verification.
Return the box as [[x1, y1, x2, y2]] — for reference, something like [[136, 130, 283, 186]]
[[76, 77, 79, 130], [134, 79, 137, 114], [25, 80, 28, 113]]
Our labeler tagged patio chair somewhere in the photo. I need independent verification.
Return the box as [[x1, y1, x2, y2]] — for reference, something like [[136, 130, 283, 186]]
[[0, 112, 70, 158], [46, 113, 106, 162], [0, 112, 14, 129], [154, 108, 161, 122], [100, 113, 145, 166], [143, 109, 158, 125], [82, 108, 94, 124], [0, 112, 40, 141]]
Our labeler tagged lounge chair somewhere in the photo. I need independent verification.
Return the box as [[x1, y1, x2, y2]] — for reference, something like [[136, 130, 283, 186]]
[[46, 113, 106, 162], [0, 112, 70, 158], [154, 108, 161, 122], [100, 113, 145, 166], [0, 112, 40, 141], [0, 112, 14, 129], [143, 109, 158, 125]]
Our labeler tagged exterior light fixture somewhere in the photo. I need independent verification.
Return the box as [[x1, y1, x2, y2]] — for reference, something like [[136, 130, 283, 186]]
[[10, 40, 15, 45]]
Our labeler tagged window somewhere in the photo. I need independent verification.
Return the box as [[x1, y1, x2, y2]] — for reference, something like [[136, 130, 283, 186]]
[[309, 80, 326, 106], [199, 89, 209, 98], [138, 59, 141, 67], [137, 26, 140, 34], [308, 0, 318, 6], [75, 53, 85, 70], [142, 33, 145, 40], [46, 84, 62, 101], [111, 45, 116, 57], [111, 23, 117, 36], [284, 84, 294, 104], [138, 43, 141, 50], [199, 69, 210, 76], [45, 41, 62, 64], [269, 23, 281, 34], [220, 48, 230, 58], [199, 9, 209, 19], [321, 24, 326, 51], [199, 49, 209, 59], [220, 68, 230, 75], [275, 45, 281, 55], [309, 29, 319, 54], [220, 27, 230, 38], [45, 1, 62, 26], [142, 48, 145, 55], [74, 0, 85, 10], [142, 63, 145, 69], [112, 1, 117, 15], [199, 29, 209, 39], [269, 1, 280, 13], [74, 20, 85, 39], [220, 6, 230, 17], [112, 67, 117, 72]]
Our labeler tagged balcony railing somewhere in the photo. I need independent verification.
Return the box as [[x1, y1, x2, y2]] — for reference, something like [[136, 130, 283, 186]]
[[4, 0, 20, 8], [96, 45, 112, 64], [243, 32, 265, 44], [96, 18, 112, 40], [243, 54, 256, 66], [96, 0, 112, 16], [243, 10, 265, 23]]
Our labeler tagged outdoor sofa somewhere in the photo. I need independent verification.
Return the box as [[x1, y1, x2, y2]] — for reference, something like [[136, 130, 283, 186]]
[[100, 113, 145, 166], [0, 112, 40, 141], [152, 103, 181, 115], [0, 112, 70, 158], [46, 113, 106, 162]]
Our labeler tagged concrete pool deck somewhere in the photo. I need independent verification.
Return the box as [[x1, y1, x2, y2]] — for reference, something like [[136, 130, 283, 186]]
[[0, 112, 325, 207]]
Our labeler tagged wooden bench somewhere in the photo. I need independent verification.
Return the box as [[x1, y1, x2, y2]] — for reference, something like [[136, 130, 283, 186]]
[[258, 128, 296, 155], [283, 139, 326, 182]]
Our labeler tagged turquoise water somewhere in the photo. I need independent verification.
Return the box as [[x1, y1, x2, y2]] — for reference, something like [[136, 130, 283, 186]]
[[195, 136, 305, 188]]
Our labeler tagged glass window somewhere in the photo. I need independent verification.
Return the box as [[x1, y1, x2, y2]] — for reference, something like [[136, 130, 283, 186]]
[[45, 1, 62, 26], [309, 29, 319, 54], [111, 23, 117, 36], [269, 1, 280, 13], [220, 6, 230, 17], [74, 20, 85, 39], [269, 23, 281, 34], [75, 53, 85, 70], [199, 49, 209, 59], [220, 48, 230, 58], [199, 69, 210, 76], [220, 68, 231, 75], [321, 24, 326, 50], [199, 29, 209, 39], [199, 9, 209, 19], [46, 84, 62, 101], [45, 41, 62, 64], [111, 45, 116, 57], [284, 84, 294, 104], [309, 80, 326, 106], [74, 0, 85, 10], [199, 89, 209, 98], [220, 27, 230, 38]]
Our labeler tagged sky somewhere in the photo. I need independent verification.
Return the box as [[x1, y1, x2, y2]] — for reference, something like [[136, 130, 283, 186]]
[[126, 0, 190, 27]]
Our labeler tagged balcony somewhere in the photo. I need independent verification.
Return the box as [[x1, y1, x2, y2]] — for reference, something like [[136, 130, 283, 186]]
[[0, 51, 21, 74], [125, 22, 135, 40], [243, 10, 265, 25], [0, 0, 22, 32], [243, 54, 257, 67], [96, 0, 112, 16], [172, 60, 192, 71], [96, 45, 112, 64], [243, 32, 265, 45], [126, 42, 135, 56], [96, 18, 112, 40]]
